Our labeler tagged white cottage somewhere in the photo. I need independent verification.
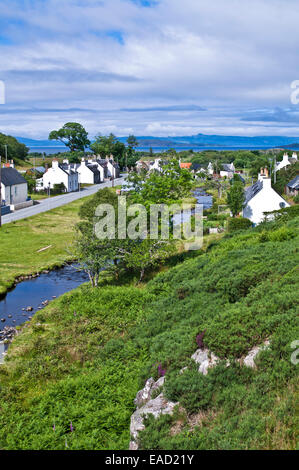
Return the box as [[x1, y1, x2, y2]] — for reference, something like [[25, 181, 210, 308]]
[[41, 159, 78, 192], [275, 153, 291, 172], [76, 159, 102, 185], [243, 168, 290, 225], [1, 166, 32, 210], [220, 163, 235, 178]]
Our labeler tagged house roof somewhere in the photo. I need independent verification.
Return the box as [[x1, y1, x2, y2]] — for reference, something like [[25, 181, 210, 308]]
[[244, 180, 263, 204], [1, 167, 27, 186], [180, 162, 192, 169], [87, 164, 101, 176], [287, 175, 299, 190], [222, 163, 234, 172]]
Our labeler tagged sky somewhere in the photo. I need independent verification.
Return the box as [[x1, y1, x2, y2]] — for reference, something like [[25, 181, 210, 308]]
[[0, 0, 299, 139]]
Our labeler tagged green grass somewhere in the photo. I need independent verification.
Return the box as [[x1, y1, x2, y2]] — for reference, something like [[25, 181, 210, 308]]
[[0, 197, 90, 295], [0, 212, 298, 450]]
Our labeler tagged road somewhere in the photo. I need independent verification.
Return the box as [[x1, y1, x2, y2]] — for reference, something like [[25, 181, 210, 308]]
[[2, 176, 126, 225]]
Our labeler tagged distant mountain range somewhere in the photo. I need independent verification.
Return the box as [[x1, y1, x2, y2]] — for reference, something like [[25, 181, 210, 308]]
[[16, 134, 299, 151]]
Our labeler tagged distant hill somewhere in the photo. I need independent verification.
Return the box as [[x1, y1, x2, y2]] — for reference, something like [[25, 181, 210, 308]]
[[16, 134, 299, 151]]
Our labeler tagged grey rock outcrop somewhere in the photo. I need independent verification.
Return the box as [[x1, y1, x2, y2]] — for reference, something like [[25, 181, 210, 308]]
[[130, 377, 178, 450], [191, 348, 220, 375], [242, 340, 270, 368]]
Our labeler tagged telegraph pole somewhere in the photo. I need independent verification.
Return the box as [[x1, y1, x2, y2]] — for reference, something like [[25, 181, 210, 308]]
[[4, 144, 7, 164]]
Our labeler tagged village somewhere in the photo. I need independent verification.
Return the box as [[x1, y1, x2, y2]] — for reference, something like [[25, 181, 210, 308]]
[[1, 148, 298, 229]]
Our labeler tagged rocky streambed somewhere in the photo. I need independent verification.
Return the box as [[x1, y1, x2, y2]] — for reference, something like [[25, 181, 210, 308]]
[[0, 264, 89, 363]]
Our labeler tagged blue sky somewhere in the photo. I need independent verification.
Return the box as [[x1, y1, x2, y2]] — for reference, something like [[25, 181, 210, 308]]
[[0, 0, 299, 139]]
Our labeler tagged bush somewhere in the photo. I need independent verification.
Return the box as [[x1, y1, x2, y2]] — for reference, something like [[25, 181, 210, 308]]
[[227, 217, 252, 232]]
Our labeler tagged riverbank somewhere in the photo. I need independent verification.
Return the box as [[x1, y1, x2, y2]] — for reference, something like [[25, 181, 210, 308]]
[[0, 196, 91, 296]]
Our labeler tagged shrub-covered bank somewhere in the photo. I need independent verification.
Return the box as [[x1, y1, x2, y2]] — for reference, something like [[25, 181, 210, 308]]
[[0, 213, 298, 450]]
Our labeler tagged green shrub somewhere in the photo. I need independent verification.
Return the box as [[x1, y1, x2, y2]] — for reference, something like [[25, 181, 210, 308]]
[[227, 217, 252, 232]]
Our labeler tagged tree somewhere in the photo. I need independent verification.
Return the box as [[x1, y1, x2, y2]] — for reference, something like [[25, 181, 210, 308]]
[[90, 133, 117, 157], [49, 122, 90, 152], [0, 133, 29, 161], [123, 239, 174, 282], [128, 159, 193, 208], [127, 135, 138, 149], [227, 182, 245, 217]]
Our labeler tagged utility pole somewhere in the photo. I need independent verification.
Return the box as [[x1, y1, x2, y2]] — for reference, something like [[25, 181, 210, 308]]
[[4, 144, 7, 164]]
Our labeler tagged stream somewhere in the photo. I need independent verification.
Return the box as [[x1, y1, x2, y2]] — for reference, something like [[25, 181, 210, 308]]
[[0, 264, 89, 363]]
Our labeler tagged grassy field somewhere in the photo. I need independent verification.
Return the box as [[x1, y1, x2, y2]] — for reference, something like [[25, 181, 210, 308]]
[[0, 197, 90, 295]]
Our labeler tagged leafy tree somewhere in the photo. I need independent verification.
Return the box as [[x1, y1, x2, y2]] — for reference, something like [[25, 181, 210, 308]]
[[227, 181, 245, 217], [129, 159, 193, 208], [49, 122, 90, 152], [0, 133, 29, 161], [127, 135, 138, 149], [124, 239, 174, 282], [90, 133, 117, 157]]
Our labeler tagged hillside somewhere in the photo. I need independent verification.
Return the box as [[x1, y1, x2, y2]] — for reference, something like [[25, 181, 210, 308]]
[[0, 210, 298, 450]]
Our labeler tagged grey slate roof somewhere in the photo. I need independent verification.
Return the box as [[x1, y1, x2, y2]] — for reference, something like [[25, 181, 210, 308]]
[[87, 164, 101, 176], [222, 164, 233, 172], [287, 175, 299, 190], [244, 180, 263, 204], [1, 167, 27, 186]]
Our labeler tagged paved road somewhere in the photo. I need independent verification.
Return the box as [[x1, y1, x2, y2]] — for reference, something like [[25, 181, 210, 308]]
[[2, 176, 126, 225]]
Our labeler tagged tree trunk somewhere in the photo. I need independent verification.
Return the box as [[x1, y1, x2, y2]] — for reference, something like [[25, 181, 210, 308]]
[[139, 268, 145, 283]]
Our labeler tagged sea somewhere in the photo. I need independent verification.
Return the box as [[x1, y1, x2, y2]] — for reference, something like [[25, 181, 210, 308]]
[[28, 145, 282, 155]]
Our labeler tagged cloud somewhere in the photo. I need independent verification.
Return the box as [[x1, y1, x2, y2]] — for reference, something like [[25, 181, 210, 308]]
[[0, 0, 299, 138]]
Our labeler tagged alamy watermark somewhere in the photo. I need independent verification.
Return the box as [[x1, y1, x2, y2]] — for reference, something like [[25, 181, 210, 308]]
[[290, 80, 299, 104], [93, 196, 203, 250], [0, 80, 5, 104], [290, 340, 299, 365]]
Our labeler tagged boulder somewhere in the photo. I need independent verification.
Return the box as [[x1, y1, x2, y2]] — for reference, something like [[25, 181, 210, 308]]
[[242, 340, 270, 368], [191, 348, 220, 375], [130, 393, 178, 449], [134, 377, 165, 408]]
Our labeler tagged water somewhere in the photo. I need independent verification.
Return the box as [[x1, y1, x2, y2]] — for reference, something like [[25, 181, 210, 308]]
[[193, 189, 213, 209], [29, 145, 283, 156], [0, 265, 89, 329], [172, 189, 213, 225]]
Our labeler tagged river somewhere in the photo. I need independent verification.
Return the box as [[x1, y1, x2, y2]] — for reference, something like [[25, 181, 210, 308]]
[[0, 265, 89, 363]]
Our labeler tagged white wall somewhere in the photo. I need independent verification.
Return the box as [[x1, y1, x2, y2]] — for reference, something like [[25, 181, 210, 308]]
[[77, 162, 95, 184], [1, 182, 28, 205], [42, 161, 78, 192], [243, 178, 290, 224]]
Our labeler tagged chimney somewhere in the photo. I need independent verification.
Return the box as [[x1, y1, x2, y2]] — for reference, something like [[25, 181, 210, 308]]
[[292, 152, 298, 161], [259, 167, 271, 189], [52, 159, 59, 169]]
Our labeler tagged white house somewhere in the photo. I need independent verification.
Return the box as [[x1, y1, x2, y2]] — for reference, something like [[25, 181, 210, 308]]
[[77, 159, 102, 185], [275, 153, 291, 172], [243, 168, 290, 225], [207, 162, 214, 175], [41, 159, 78, 192], [1, 166, 32, 211], [92, 155, 120, 179], [220, 163, 235, 178]]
